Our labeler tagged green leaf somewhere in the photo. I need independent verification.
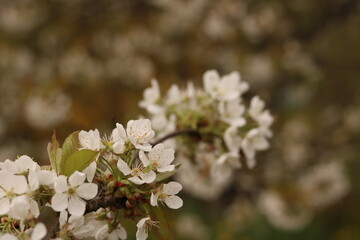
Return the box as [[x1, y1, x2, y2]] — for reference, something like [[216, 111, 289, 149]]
[[60, 149, 99, 176], [60, 131, 81, 165], [155, 163, 181, 183], [47, 131, 62, 175]]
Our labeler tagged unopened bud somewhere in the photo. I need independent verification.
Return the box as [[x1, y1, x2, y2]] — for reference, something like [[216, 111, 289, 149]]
[[114, 181, 126, 187], [125, 200, 133, 208], [133, 192, 142, 200]]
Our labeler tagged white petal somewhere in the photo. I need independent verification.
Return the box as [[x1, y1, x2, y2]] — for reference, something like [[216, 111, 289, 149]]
[[54, 175, 69, 193], [140, 170, 156, 184], [150, 193, 158, 206], [8, 195, 30, 220], [68, 215, 85, 229], [31, 223, 47, 240], [113, 141, 125, 154], [162, 182, 182, 195], [157, 165, 175, 173], [95, 224, 108, 240], [59, 210, 68, 228], [128, 176, 144, 185], [83, 162, 97, 182], [69, 171, 86, 187], [117, 159, 132, 176], [12, 175, 29, 194], [51, 193, 68, 212], [0, 188, 5, 198], [28, 171, 40, 191], [115, 226, 127, 240], [115, 123, 127, 141], [0, 198, 10, 215], [68, 196, 86, 216], [16, 155, 40, 172], [136, 220, 149, 240], [135, 143, 152, 152], [30, 199, 40, 218], [0, 234, 17, 240], [136, 217, 149, 228], [139, 151, 150, 167], [76, 183, 98, 200], [37, 170, 57, 186], [158, 149, 175, 168], [164, 196, 183, 209]]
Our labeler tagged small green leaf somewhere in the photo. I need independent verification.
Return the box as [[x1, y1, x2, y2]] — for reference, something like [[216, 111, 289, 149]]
[[60, 131, 81, 165], [47, 131, 62, 174], [60, 149, 99, 176], [155, 163, 181, 183]]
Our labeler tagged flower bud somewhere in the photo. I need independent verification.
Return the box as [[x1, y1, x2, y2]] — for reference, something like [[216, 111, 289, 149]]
[[125, 200, 133, 208]]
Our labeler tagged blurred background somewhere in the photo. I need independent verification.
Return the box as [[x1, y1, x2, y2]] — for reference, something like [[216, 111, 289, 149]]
[[0, 0, 360, 239]]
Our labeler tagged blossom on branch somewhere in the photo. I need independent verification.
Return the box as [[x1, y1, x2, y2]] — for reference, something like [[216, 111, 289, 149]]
[[51, 171, 98, 216]]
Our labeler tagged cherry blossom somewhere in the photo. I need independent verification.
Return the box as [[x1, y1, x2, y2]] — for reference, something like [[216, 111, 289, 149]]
[[51, 171, 98, 216], [136, 217, 159, 240], [110, 123, 127, 154], [203, 70, 248, 102], [139, 79, 163, 114], [79, 129, 105, 151], [139, 143, 175, 172], [150, 181, 183, 209], [117, 159, 156, 185], [126, 119, 155, 151]]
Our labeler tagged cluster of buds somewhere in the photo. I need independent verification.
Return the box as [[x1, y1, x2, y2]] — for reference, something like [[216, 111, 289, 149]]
[[0, 119, 183, 240], [140, 70, 273, 199]]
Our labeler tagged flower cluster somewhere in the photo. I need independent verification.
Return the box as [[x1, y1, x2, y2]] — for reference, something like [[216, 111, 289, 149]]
[[140, 70, 273, 199], [0, 119, 183, 239]]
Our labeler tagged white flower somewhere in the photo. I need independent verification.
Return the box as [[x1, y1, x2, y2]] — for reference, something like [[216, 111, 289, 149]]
[[51, 171, 98, 216], [79, 129, 105, 151], [241, 128, 270, 168], [150, 181, 183, 209], [59, 210, 85, 237], [126, 119, 155, 151], [139, 143, 175, 172], [136, 217, 159, 240], [95, 222, 127, 240], [117, 159, 156, 185], [249, 96, 273, 135], [166, 84, 183, 105], [298, 161, 350, 208], [0, 171, 28, 216], [0, 155, 40, 174], [218, 99, 246, 127], [139, 79, 163, 114], [7, 195, 38, 220], [203, 70, 248, 102], [110, 123, 127, 154], [258, 191, 312, 231]]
